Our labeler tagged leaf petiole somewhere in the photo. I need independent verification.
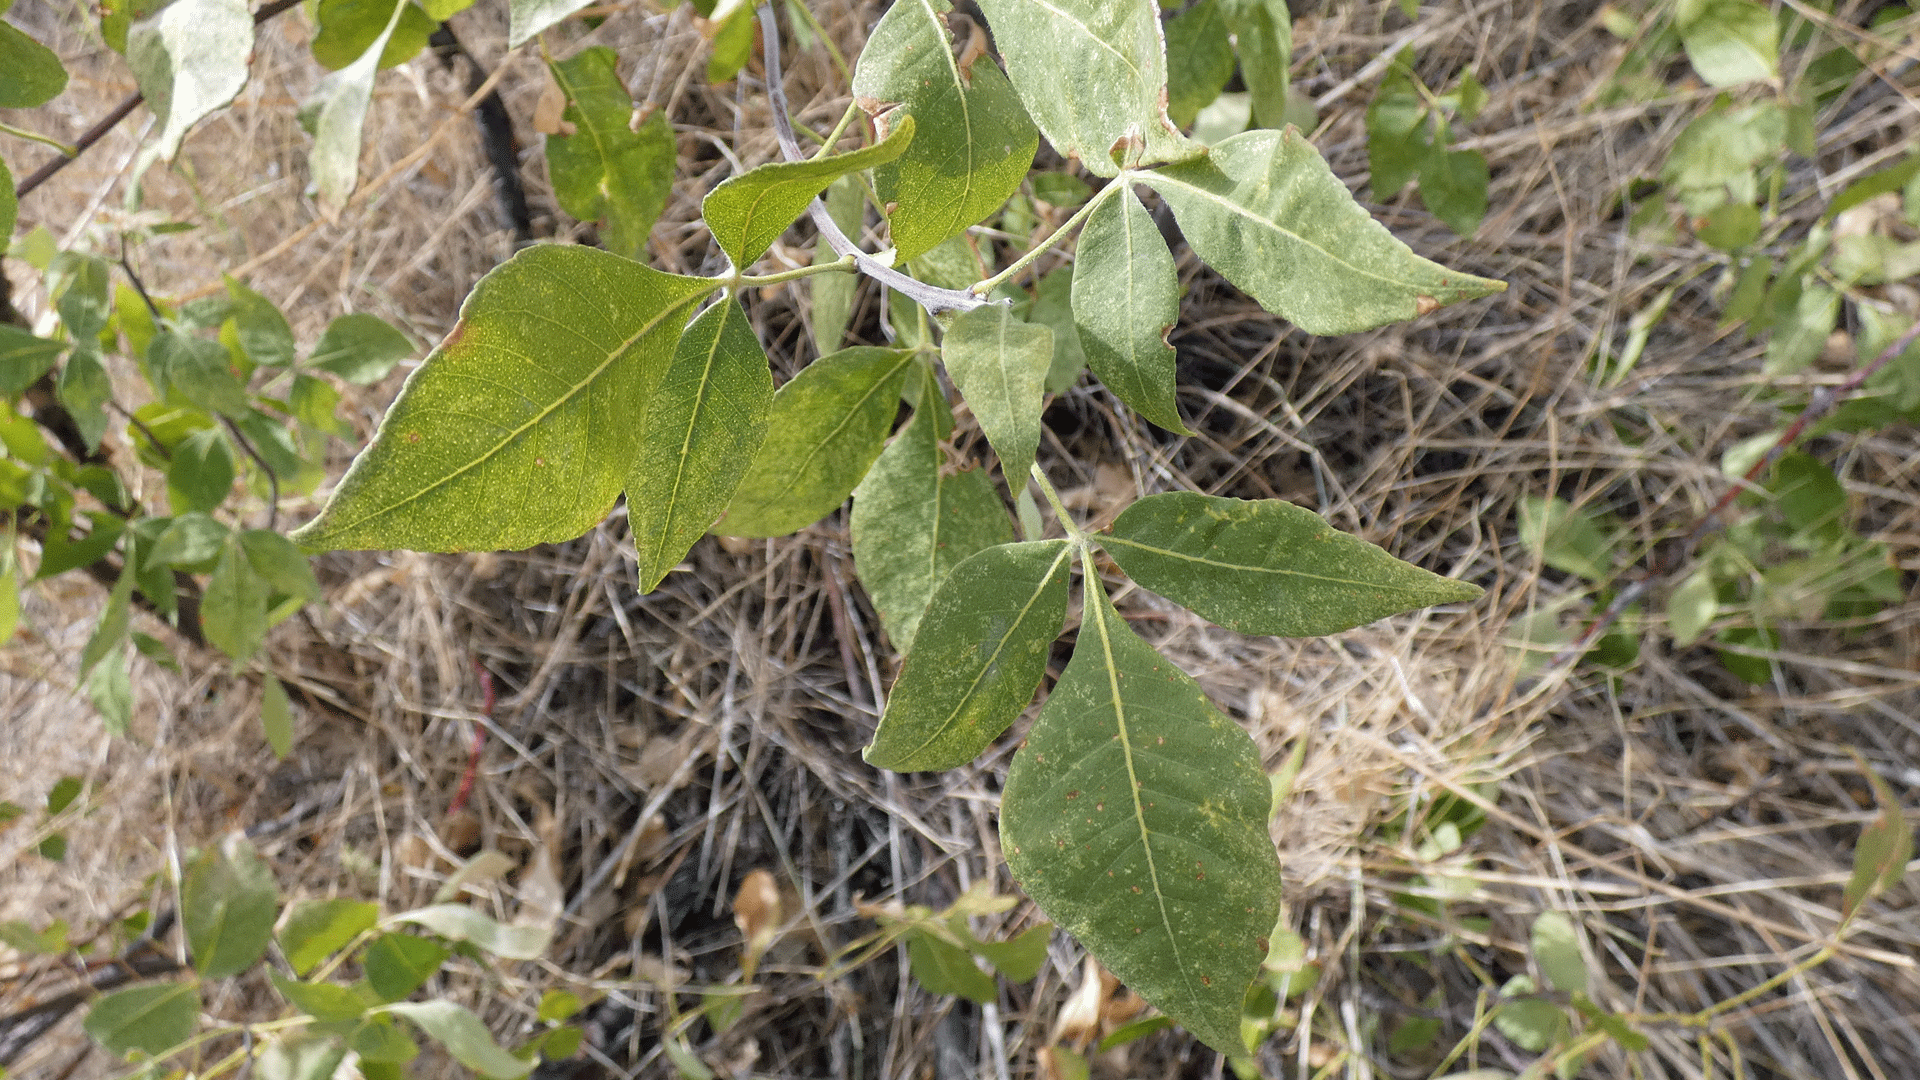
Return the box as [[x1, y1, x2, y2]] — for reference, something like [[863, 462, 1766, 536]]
[[810, 101, 864, 161], [0, 121, 76, 157], [730, 254, 857, 289], [971, 178, 1123, 296], [1028, 463, 1084, 542]]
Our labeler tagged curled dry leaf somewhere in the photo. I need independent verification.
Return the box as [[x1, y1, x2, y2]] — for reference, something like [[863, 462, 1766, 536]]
[[1050, 956, 1147, 1052], [733, 868, 783, 979]]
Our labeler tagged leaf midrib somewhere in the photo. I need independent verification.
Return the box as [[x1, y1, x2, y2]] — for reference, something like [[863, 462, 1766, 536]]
[[646, 301, 735, 577], [1101, 533, 1382, 591]]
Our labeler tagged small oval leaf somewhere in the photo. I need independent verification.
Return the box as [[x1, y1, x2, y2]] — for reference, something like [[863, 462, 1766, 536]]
[[1071, 187, 1192, 435], [83, 981, 201, 1057], [701, 116, 916, 269], [183, 834, 279, 979], [940, 304, 1052, 487]]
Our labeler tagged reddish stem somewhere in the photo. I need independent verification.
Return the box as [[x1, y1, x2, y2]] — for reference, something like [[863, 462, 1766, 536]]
[[447, 660, 493, 816]]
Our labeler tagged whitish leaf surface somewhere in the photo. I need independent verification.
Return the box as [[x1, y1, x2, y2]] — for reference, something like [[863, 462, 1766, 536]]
[[1677, 0, 1777, 87], [1145, 128, 1505, 334], [702, 117, 916, 269], [629, 297, 773, 591], [257, 1032, 350, 1080], [1001, 576, 1281, 1053], [126, 0, 253, 160], [851, 376, 1012, 653], [1071, 188, 1191, 435], [1220, 0, 1290, 129], [509, 0, 593, 47], [292, 246, 712, 553], [383, 1001, 535, 1080], [84, 982, 200, 1056], [0, 17, 67, 108], [546, 47, 676, 261], [301, 0, 408, 209], [1529, 911, 1587, 994], [972, 0, 1200, 176], [1101, 492, 1480, 635], [714, 347, 916, 538], [183, 834, 278, 978], [866, 540, 1070, 771], [851, 0, 1038, 261], [940, 304, 1051, 486], [391, 903, 551, 959]]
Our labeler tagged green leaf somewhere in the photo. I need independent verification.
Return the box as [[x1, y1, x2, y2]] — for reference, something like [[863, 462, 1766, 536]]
[[1843, 757, 1914, 919], [301, 0, 408, 209], [850, 378, 1013, 652], [1715, 624, 1778, 685], [1147, 129, 1505, 335], [86, 642, 134, 735], [310, 0, 433, 70], [308, 312, 413, 384], [1101, 492, 1481, 636], [0, 17, 68, 108], [202, 531, 270, 661], [148, 512, 229, 569], [851, 0, 1039, 262], [292, 245, 713, 553], [182, 834, 278, 978], [0, 156, 17, 242], [909, 931, 997, 1004], [1164, 0, 1234, 128], [1676, 0, 1777, 87], [392, 903, 552, 959], [972, 0, 1201, 175], [225, 277, 297, 367], [351, 1017, 420, 1063], [1419, 146, 1489, 237], [81, 561, 135, 681], [1220, 0, 1290, 130], [270, 970, 368, 1022], [508, 0, 592, 47], [362, 932, 448, 1001], [1517, 495, 1616, 582], [381, 1001, 536, 1080], [240, 529, 322, 604], [38, 512, 124, 580], [258, 1033, 350, 1080], [1366, 50, 1426, 199], [1492, 979, 1564, 1052], [1660, 102, 1786, 200], [705, 2, 754, 82], [56, 349, 112, 451], [970, 922, 1051, 981], [866, 540, 1071, 771], [940, 303, 1051, 486], [1764, 285, 1838, 376], [1071, 187, 1191, 435], [809, 176, 863, 355], [125, 0, 253, 159], [537, 989, 584, 1023], [1529, 911, 1587, 994], [629, 298, 773, 590], [714, 346, 916, 538], [701, 116, 916, 269], [546, 47, 677, 262], [1773, 453, 1847, 546], [1001, 572, 1281, 1053], [83, 981, 200, 1056], [280, 898, 381, 976], [0, 325, 66, 394], [1667, 567, 1717, 648], [168, 427, 236, 514], [0, 559, 18, 647], [1697, 201, 1761, 251], [260, 674, 293, 758], [1028, 267, 1087, 393], [149, 330, 248, 417]]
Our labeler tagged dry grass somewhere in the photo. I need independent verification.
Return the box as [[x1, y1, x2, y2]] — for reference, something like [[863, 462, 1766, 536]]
[[3, 0, 1918, 1078]]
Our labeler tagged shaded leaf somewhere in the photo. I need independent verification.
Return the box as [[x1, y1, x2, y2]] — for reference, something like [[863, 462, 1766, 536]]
[[940, 303, 1051, 486], [80, 561, 135, 681], [240, 528, 322, 604], [225, 277, 297, 367], [630, 297, 773, 591], [1666, 568, 1717, 648], [1843, 755, 1914, 919], [351, 1017, 420, 1063], [701, 116, 916, 269], [56, 349, 112, 451], [168, 427, 236, 514], [86, 642, 133, 735], [392, 903, 552, 959], [1677, 0, 1777, 87], [310, 0, 433, 70], [1517, 495, 1616, 582], [382, 1001, 536, 1080], [1220, 0, 1290, 130], [1071, 187, 1191, 435], [1027, 267, 1087, 393], [83, 981, 200, 1056], [1001, 573, 1281, 1053], [850, 375, 1013, 652], [280, 898, 381, 976], [546, 47, 677, 261], [714, 346, 916, 538], [270, 970, 368, 1022], [809, 176, 863, 355], [1147, 128, 1505, 334], [149, 331, 248, 417], [866, 540, 1071, 771], [0, 17, 68, 108], [909, 932, 996, 1004], [1529, 911, 1587, 994], [292, 246, 713, 553], [148, 512, 229, 569], [182, 834, 278, 978], [309, 312, 413, 383], [971, 922, 1051, 981], [1420, 146, 1489, 237], [1101, 492, 1481, 636], [260, 674, 293, 758], [850, 0, 1039, 262], [1163, 0, 1233, 128], [0, 326, 66, 395], [0, 156, 16, 242], [202, 532, 269, 661], [972, 0, 1201, 176], [362, 932, 448, 1001], [126, 0, 252, 159]]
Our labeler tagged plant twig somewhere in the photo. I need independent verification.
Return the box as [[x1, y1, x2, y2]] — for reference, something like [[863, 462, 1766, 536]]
[[1547, 315, 1920, 669], [754, 3, 988, 317], [218, 417, 280, 532]]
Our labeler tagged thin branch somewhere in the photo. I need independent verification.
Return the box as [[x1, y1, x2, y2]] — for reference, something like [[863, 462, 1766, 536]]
[[219, 417, 280, 533], [1546, 317, 1920, 672], [753, 3, 988, 317], [12, 0, 306, 202]]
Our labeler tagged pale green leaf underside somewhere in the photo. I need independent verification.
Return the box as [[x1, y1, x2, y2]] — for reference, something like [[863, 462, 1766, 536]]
[[84, 982, 201, 1057], [1101, 492, 1481, 636], [714, 346, 917, 538], [866, 539, 1070, 772], [126, 0, 253, 160], [851, 0, 1039, 262], [940, 304, 1051, 487], [382, 1001, 535, 1079], [629, 297, 773, 592], [292, 245, 713, 553], [508, 0, 592, 47], [850, 379, 1013, 653], [1144, 128, 1505, 334], [302, 1, 403, 208], [1072, 187, 1192, 435], [1001, 575, 1280, 1053], [183, 837, 279, 979], [702, 116, 917, 269], [547, 47, 676, 261], [972, 0, 1200, 176], [1219, 0, 1290, 129]]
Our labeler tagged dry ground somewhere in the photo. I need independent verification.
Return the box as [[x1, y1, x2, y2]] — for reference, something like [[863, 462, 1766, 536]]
[[3, 1, 1917, 1078]]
